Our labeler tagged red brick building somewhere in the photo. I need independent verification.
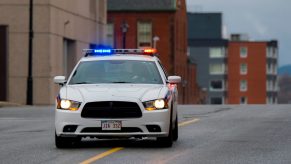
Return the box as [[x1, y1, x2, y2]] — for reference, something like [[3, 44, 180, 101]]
[[228, 36, 278, 104], [107, 0, 205, 104], [187, 13, 278, 104]]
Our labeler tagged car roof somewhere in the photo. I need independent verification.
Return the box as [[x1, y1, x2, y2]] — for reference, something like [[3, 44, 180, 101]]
[[80, 54, 158, 62]]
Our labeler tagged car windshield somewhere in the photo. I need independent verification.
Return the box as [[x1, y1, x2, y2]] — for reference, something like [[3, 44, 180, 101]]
[[69, 60, 163, 84]]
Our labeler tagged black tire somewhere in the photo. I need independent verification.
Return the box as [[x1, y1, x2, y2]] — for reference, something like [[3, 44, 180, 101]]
[[173, 115, 178, 141], [55, 133, 80, 148], [157, 117, 173, 147]]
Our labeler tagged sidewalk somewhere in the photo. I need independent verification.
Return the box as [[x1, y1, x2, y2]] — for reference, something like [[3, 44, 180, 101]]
[[0, 101, 22, 107]]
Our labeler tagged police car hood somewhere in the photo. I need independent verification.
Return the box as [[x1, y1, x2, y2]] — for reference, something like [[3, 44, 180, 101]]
[[61, 84, 166, 102]]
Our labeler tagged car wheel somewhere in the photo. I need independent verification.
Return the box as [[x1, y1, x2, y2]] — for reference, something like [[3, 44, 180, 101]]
[[157, 117, 173, 147], [55, 133, 80, 148], [173, 115, 178, 141]]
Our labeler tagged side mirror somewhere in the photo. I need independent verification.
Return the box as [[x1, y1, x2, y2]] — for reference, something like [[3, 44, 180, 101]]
[[54, 76, 66, 85], [168, 76, 181, 84]]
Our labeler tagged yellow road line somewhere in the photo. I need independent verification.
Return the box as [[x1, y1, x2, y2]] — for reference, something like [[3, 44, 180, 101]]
[[80, 147, 124, 164], [79, 118, 200, 164], [178, 118, 200, 127]]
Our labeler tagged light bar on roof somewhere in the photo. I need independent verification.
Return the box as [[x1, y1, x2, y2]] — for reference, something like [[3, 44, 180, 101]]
[[83, 48, 157, 57]]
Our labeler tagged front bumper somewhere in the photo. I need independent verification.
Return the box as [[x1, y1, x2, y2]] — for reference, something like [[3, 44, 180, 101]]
[[55, 108, 171, 138]]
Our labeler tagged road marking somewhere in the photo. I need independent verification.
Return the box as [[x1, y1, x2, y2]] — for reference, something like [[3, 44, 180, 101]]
[[79, 147, 124, 164], [79, 118, 200, 164], [178, 118, 200, 127]]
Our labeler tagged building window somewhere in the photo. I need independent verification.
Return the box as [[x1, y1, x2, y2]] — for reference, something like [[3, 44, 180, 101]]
[[267, 63, 273, 74], [240, 47, 248, 58], [210, 80, 224, 91], [240, 97, 247, 104], [267, 80, 274, 91], [137, 21, 152, 48], [107, 23, 114, 47], [210, 47, 225, 58], [210, 97, 223, 104], [209, 63, 225, 75], [273, 48, 278, 58], [266, 80, 270, 91], [240, 80, 247, 91], [268, 47, 278, 58], [267, 47, 272, 58], [240, 63, 247, 75], [267, 96, 273, 104]]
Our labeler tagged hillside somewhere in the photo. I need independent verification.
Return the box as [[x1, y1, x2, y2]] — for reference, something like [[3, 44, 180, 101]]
[[278, 65, 291, 76]]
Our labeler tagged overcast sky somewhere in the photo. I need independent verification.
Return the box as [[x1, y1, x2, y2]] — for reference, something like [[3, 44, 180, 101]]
[[186, 0, 291, 66]]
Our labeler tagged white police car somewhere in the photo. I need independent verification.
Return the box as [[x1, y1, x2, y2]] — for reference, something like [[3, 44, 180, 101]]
[[54, 48, 181, 148]]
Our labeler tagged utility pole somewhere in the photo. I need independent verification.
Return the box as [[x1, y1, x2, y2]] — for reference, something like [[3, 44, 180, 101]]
[[26, 0, 33, 105]]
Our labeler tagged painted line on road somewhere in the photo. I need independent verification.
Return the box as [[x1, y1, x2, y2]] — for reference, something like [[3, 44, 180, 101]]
[[79, 118, 200, 164], [178, 118, 200, 127], [80, 147, 124, 164]]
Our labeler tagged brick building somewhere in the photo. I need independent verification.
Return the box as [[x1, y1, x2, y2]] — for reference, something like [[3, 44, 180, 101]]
[[0, 0, 107, 104], [228, 36, 278, 104], [107, 0, 205, 104], [188, 13, 278, 104]]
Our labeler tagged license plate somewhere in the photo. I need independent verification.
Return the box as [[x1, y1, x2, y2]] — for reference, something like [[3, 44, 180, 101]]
[[101, 121, 122, 130]]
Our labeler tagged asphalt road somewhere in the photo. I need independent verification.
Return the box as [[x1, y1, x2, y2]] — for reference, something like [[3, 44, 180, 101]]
[[0, 105, 291, 164]]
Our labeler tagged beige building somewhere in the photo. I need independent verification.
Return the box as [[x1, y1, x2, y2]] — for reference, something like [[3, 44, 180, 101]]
[[0, 0, 107, 104]]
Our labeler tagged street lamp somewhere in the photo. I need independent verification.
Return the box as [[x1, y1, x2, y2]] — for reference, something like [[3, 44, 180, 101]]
[[153, 36, 160, 49], [26, 0, 34, 105], [120, 21, 129, 49]]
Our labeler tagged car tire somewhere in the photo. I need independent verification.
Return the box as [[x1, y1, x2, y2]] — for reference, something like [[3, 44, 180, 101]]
[[157, 115, 174, 147], [173, 115, 178, 141], [55, 133, 80, 148]]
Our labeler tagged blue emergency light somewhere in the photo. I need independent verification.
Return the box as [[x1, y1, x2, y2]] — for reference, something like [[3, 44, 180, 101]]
[[94, 49, 112, 54]]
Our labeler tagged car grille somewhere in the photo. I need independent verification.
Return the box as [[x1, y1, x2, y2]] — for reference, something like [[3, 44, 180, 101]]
[[81, 127, 143, 133], [81, 101, 142, 118]]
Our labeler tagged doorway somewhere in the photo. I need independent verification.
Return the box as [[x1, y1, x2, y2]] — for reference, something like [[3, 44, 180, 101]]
[[0, 26, 7, 101]]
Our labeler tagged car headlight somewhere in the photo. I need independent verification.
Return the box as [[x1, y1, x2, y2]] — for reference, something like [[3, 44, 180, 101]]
[[61, 100, 71, 109], [56, 97, 81, 111], [143, 99, 168, 111]]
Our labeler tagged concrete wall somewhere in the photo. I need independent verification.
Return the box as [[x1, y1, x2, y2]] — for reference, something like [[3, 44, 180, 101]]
[[0, 0, 107, 105]]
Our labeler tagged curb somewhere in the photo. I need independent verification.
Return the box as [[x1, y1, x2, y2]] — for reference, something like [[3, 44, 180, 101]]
[[0, 101, 22, 107]]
